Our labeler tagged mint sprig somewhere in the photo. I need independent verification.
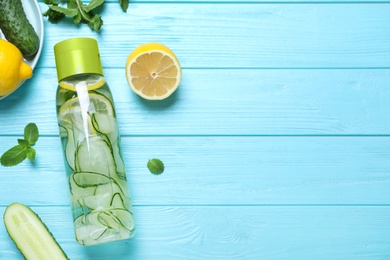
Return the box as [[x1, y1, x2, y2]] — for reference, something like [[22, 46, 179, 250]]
[[147, 158, 164, 175], [24, 123, 39, 145], [43, 0, 129, 32], [0, 123, 39, 167]]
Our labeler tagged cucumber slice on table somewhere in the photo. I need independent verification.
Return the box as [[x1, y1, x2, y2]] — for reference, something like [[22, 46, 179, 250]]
[[3, 202, 68, 260]]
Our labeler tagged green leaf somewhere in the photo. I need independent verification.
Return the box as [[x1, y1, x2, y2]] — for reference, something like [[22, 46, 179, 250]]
[[119, 0, 129, 12], [43, 9, 66, 23], [26, 148, 36, 162], [42, 0, 65, 23], [73, 12, 82, 24], [83, 0, 105, 12], [17, 139, 30, 147], [67, 0, 78, 9], [24, 123, 39, 146], [49, 5, 79, 17], [43, 0, 59, 4], [0, 145, 27, 167], [0, 123, 39, 167], [88, 14, 103, 32], [43, 0, 130, 32], [147, 158, 164, 175]]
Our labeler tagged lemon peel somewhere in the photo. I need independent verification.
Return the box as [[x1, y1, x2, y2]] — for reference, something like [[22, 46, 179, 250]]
[[59, 75, 106, 91], [0, 39, 32, 97]]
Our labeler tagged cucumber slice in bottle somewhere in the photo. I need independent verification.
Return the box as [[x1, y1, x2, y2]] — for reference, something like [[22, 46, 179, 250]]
[[69, 173, 98, 199], [59, 126, 78, 171], [91, 114, 126, 177], [98, 211, 122, 232], [75, 135, 116, 175], [62, 125, 96, 171], [108, 208, 135, 232], [111, 140, 126, 179], [110, 191, 132, 211], [91, 113, 118, 138], [110, 192, 126, 208], [59, 125, 67, 138], [86, 183, 124, 209], [72, 171, 113, 187], [64, 128, 77, 171], [82, 193, 111, 211], [74, 214, 107, 244], [74, 209, 133, 246], [70, 172, 112, 211], [80, 209, 134, 239], [3, 203, 68, 260], [70, 172, 130, 211]]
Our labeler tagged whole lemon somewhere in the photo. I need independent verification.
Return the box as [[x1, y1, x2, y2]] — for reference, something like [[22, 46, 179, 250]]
[[0, 39, 32, 97]]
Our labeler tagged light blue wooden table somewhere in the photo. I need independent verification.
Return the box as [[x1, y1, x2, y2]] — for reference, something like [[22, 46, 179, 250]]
[[1, 0, 390, 259]]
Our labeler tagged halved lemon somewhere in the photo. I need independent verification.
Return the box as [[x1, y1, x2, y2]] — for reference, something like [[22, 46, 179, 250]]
[[125, 42, 182, 100]]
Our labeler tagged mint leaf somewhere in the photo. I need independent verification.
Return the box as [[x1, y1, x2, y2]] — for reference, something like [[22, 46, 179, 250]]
[[0, 145, 27, 167], [83, 0, 105, 12], [43, 0, 129, 32], [24, 123, 39, 146], [26, 148, 36, 162], [17, 139, 30, 147], [49, 5, 78, 17], [67, 0, 78, 9], [43, 0, 59, 4], [43, 0, 66, 23], [147, 158, 164, 175], [88, 14, 103, 32], [73, 12, 82, 24], [119, 0, 129, 12], [43, 9, 66, 23], [1, 123, 39, 167]]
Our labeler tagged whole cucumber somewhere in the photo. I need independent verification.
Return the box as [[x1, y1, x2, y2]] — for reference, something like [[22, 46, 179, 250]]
[[0, 0, 40, 57]]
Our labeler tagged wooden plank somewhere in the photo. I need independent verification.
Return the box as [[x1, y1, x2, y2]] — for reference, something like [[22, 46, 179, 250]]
[[0, 68, 389, 135], [0, 136, 389, 205], [99, 0, 390, 3], [1, 205, 389, 259], [37, 3, 390, 69]]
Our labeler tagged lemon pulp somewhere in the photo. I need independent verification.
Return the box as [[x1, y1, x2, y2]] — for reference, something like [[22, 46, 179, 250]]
[[125, 42, 182, 100]]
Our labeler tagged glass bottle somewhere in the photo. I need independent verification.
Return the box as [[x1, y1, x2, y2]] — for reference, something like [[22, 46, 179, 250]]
[[54, 37, 135, 246]]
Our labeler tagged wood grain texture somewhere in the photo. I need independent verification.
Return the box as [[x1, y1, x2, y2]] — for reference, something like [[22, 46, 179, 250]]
[[101, 0, 390, 2], [36, 3, 390, 69], [0, 136, 389, 205], [0, 0, 388, 259], [0, 68, 389, 135], [1, 205, 390, 259]]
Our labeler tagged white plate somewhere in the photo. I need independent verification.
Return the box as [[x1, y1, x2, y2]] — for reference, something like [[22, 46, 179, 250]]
[[0, 0, 44, 99]]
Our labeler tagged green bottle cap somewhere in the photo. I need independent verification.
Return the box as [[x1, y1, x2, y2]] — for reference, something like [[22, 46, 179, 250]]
[[54, 37, 104, 82]]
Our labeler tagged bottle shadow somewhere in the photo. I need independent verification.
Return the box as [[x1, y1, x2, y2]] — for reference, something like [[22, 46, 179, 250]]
[[82, 237, 138, 259]]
